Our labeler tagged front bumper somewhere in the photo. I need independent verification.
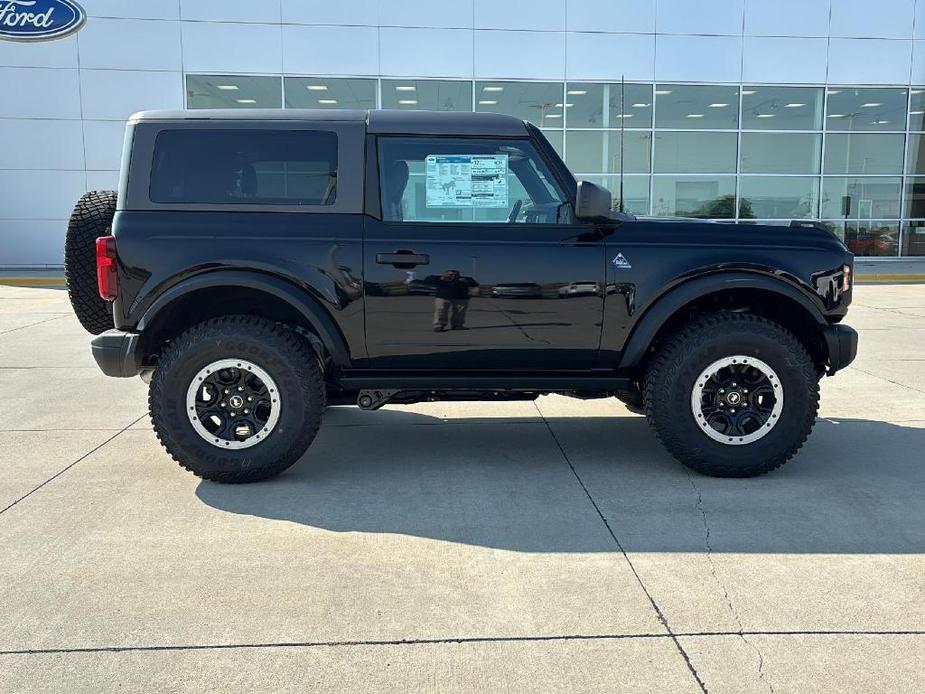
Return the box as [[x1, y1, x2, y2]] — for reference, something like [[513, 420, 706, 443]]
[[91, 330, 142, 377], [822, 324, 858, 375]]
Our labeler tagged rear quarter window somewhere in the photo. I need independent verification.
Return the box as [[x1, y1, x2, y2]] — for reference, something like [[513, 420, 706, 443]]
[[148, 130, 337, 205]]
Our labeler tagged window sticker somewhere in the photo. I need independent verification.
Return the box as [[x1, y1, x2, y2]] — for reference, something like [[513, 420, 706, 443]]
[[425, 154, 508, 208]]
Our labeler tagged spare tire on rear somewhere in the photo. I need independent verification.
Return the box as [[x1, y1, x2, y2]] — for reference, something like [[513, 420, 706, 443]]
[[65, 190, 117, 334]]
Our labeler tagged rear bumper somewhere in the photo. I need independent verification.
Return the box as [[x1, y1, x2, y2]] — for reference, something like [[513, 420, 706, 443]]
[[822, 324, 858, 375], [91, 330, 142, 377]]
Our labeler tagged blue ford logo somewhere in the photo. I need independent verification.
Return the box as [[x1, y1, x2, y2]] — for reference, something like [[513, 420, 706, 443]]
[[0, 0, 86, 41]]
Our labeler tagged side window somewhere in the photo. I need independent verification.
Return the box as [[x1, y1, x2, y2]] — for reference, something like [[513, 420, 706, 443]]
[[150, 130, 337, 205], [379, 137, 567, 224]]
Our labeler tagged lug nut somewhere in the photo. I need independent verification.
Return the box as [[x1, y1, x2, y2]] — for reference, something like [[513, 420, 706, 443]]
[[237, 386, 244, 392], [220, 402, 226, 408], [230, 411, 236, 416], [244, 409, 249, 414], [247, 396, 253, 402], [224, 389, 230, 394]]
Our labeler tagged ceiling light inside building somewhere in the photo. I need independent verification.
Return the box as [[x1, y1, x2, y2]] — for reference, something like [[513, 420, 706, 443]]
[[479, 100, 497, 105], [398, 99, 417, 105], [306, 85, 327, 91], [216, 85, 238, 91], [911, 90, 924, 95], [613, 114, 633, 118], [784, 103, 805, 108], [911, 110, 925, 115], [395, 86, 416, 91], [632, 103, 649, 107], [741, 90, 756, 95], [318, 99, 337, 104], [708, 103, 728, 108], [655, 89, 672, 95], [483, 86, 504, 92], [554, 103, 574, 108], [826, 90, 841, 95], [235, 99, 256, 104], [873, 119, 889, 124], [686, 113, 704, 118], [544, 114, 562, 118], [756, 114, 775, 118], [567, 90, 587, 95], [828, 113, 845, 118], [861, 102, 881, 107]]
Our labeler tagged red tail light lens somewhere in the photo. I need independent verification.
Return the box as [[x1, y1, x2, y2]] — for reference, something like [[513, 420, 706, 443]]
[[96, 235, 118, 301]]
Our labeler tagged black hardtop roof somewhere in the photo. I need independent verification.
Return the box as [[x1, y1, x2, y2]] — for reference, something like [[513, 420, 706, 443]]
[[128, 109, 530, 137]]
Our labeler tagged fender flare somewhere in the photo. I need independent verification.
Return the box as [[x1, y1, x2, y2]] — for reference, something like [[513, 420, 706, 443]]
[[617, 272, 827, 370], [137, 270, 352, 367]]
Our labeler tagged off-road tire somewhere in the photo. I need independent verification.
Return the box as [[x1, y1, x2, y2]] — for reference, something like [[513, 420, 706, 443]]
[[64, 190, 117, 334], [643, 312, 819, 477], [149, 316, 325, 483]]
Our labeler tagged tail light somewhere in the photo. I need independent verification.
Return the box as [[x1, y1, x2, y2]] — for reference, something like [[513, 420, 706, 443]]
[[96, 235, 118, 301], [842, 264, 852, 293]]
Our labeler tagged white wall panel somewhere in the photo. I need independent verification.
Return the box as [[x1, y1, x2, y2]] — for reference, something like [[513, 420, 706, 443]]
[[566, 33, 654, 81], [83, 121, 127, 171], [282, 0, 378, 26], [82, 0, 179, 20], [181, 22, 282, 74], [474, 30, 565, 79], [80, 70, 183, 120], [86, 171, 120, 191], [830, 0, 914, 39], [181, 0, 280, 24], [0, 35, 77, 69], [0, 220, 69, 265], [743, 0, 829, 38], [828, 38, 913, 84], [79, 18, 181, 71], [0, 120, 84, 170], [742, 37, 827, 84], [0, 68, 80, 119], [911, 41, 925, 84], [379, 0, 472, 28], [0, 170, 87, 220], [655, 35, 742, 82], [566, 0, 655, 34], [283, 25, 378, 75], [475, 0, 564, 31], [380, 28, 472, 77], [656, 0, 744, 36]]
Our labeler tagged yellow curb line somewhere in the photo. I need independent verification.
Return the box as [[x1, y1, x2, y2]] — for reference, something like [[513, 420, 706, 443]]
[[0, 277, 66, 287], [854, 274, 925, 283]]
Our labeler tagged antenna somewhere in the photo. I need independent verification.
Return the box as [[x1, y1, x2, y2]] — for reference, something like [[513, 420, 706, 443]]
[[618, 75, 625, 213]]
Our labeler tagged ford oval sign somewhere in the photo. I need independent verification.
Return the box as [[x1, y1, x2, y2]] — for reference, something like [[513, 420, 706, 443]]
[[0, 0, 86, 42]]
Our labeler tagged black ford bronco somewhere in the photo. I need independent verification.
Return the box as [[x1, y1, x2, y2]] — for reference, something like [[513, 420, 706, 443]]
[[64, 109, 857, 483]]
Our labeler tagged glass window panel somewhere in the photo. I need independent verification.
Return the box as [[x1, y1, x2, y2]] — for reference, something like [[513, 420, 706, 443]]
[[475, 81, 563, 127], [565, 130, 651, 174], [654, 84, 739, 129], [825, 87, 907, 131], [903, 177, 925, 217], [821, 220, 899, 257], [652, 175, 736, 218], [381, 79, 472, 112], [902, 220, 925, 256], [909, 88, 925, 131], [740, 133, 821, 174], [565, 83, 653, 128], [741, 86, 823, 130], [820, 176, 902, 218], [738, 177, 819, 219], [542, 129, 564, 158], [584, 175, 651, 215], [905, 133, 925, 174], [653, 132, 736, 174], [378, 137, 566, 225], [149, 130, 337, 205], [186, 75, 281, 109], [824, 133, 904, 174], [284, 77, 376, 109]]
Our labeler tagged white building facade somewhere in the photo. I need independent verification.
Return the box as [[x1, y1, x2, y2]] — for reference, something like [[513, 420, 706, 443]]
[[2, 0, 925, 266]]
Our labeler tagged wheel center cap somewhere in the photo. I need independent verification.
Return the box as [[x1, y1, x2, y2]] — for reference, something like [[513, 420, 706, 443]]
[[725, 391, 742, 406], [229, 394, 244, 409]]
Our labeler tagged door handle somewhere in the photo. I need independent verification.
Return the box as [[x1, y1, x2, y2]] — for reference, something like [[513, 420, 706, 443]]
[[376, 251, 430, 267]]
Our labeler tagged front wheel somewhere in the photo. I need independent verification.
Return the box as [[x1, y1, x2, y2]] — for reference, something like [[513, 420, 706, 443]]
[[149, 316, 325, 483], [643, 312, 819, 477]]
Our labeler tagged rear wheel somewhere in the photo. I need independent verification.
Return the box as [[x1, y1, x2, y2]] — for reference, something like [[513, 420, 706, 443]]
[[64, 190, 117, 334], [643, 312, 818, 477], [149, 316, 325, 483]]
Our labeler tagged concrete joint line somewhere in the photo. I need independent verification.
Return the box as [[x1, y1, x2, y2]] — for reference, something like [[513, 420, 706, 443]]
[[534, 403, 709, 694]]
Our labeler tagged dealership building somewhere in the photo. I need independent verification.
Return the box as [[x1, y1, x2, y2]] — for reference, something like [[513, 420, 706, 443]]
[[2, 0, 925, 266]]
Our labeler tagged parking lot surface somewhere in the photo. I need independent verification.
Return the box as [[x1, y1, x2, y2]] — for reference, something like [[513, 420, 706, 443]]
[[0, 284, 923, 693]]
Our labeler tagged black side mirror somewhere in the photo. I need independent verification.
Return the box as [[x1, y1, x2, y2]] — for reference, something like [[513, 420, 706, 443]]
[[575, 180, 613, 222]]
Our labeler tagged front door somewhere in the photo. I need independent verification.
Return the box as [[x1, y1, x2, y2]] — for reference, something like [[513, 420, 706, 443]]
[[362, 135, 605, 370]]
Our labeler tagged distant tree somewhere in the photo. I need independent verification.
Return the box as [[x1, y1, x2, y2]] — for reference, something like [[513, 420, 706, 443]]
[[691, 194, 748, 219]]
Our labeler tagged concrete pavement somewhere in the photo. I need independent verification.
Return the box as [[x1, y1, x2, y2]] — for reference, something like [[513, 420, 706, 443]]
[[0, 284, 923, 692]]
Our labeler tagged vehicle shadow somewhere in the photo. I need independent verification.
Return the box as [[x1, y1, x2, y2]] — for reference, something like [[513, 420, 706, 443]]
[[196, 410, 925, 554]]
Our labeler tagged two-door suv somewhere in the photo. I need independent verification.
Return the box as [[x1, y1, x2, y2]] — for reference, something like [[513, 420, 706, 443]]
[[64, 109, 858, 483]]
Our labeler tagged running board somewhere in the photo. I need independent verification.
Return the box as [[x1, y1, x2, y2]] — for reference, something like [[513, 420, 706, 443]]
[[335, 375, 633, 391]]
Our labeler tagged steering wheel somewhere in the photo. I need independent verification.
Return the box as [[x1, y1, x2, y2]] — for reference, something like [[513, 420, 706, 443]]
[[507, 199, 523, 224]]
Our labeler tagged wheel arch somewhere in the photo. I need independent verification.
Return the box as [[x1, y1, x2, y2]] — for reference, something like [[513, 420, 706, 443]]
[[618, 272, 829, 374], [136, 270, 352, 368]]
